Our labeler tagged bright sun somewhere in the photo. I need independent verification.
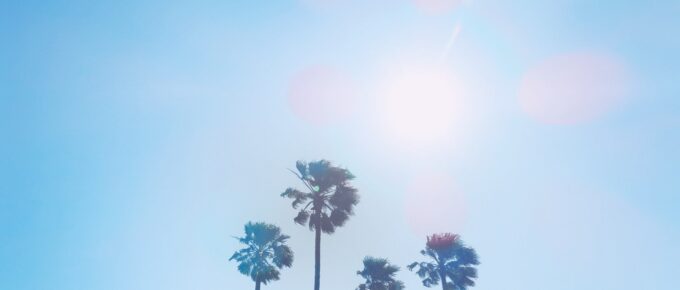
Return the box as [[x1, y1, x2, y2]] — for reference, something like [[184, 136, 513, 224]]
[[375, 62, 466, 151]]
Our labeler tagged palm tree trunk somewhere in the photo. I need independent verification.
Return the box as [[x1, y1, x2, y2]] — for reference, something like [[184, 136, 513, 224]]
[[314, 217, 321, 290], [255, 279, 261, 290], [440, 269, 447, 290]]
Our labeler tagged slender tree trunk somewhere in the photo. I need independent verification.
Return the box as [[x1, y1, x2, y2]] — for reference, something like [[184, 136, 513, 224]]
[[440, 269, 447, 290], [255, 279, 261, 290], [314, 214, 321, 290]]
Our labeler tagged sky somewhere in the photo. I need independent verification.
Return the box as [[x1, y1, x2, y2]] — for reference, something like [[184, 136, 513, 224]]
[[1, 0, 679, 290]]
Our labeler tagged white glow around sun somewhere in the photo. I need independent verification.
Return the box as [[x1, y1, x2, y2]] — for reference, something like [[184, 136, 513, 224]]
[[375, 62, 467, 151]]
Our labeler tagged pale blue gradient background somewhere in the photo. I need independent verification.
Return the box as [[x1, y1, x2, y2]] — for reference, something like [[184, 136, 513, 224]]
[[1, 1, 679, 290]]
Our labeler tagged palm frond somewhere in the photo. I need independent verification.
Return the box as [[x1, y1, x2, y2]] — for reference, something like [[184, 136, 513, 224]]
[[308, 160, 353, 192], [272, 243, 294, 268], [320, 213, 335, 234], [329, 208, 349, 227], [388, 280, 405, 290], [308, 212, 320, 231], [237, 262, 252, 275], [329, 185, 359, 212], [295, 160, 308, 177], [294, 210, 310, 225]]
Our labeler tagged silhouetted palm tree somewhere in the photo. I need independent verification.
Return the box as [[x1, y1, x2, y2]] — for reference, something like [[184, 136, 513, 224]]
[[407, 233, 479, 290], [281, 160, 360, 290], [229, 222, 294, 290], [356, 256, 405, 290]]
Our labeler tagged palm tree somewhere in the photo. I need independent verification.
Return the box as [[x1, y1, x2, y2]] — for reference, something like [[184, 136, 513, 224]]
[[229, 222, 294, 290], [407, 233, 479, 290], [356, 256, 405, 290], [281, 160, 360, 290]]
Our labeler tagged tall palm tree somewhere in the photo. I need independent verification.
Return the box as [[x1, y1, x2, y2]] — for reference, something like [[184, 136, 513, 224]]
[[281, 160, 360, 290], [356, 256, 405, 290], [229, 222, 294, 290], [407, 233, 479, 290]]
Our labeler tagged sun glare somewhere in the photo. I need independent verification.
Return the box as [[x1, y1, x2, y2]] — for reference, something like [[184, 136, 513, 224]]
[[375, 63, 466, 151]]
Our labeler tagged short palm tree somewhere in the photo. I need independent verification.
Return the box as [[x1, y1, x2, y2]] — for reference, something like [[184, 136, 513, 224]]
[[407, 233, 479, 290], [356, 256, 405, 290], [281, 160, 360, 290], [229, 222, 294, 290]]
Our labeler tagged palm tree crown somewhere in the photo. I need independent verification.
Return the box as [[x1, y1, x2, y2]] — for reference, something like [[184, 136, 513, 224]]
[[229, 222, 294, 290], [356, 256, 405, 290], [281, 160, 359, 233], [407, 233, 479, 290]]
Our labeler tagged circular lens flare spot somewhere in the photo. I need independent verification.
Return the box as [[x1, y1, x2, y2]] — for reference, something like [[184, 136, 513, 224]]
[[518, 51, 632, 124], [404, 173, 467, 238], [288, 65, 359, 125]]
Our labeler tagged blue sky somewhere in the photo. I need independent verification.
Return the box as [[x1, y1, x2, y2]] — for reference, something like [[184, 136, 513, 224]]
[[2, 1, 679, 290]]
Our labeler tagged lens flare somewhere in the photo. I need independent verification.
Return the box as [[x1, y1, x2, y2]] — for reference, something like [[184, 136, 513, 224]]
[[287, 65, 359, 125], [404, 173, 467, 238], [518, 51, 632, 124], [375, 62, 467, 151]]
